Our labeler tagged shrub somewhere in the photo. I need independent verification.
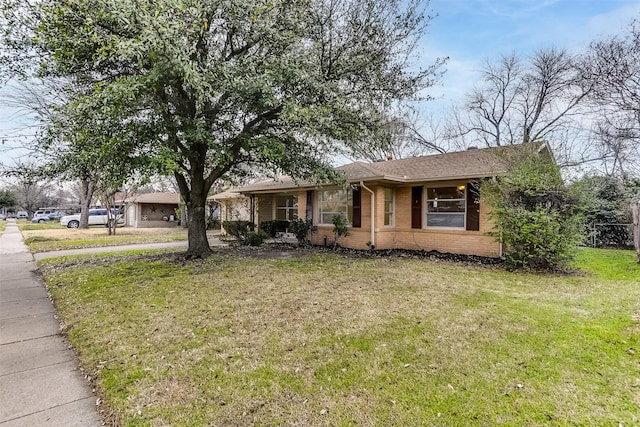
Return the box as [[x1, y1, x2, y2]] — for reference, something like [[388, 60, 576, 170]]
[[571, 175, 640, 248], [207, 217, 221, 230], [246, 230, 269, 246], [222, 220, 255, 241], [485, 145, 583, 271], [288, 218, 315, 245], [332, 214, 349, 248], [495, 204, 581, 271], [259, 220, 289, 238]]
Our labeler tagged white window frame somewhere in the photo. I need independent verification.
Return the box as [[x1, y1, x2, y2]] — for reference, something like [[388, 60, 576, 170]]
[[425, 186, 466, 229], [384, 188, 394, 226], [318, 188, 352, 225], [274, 194, 298, 221]]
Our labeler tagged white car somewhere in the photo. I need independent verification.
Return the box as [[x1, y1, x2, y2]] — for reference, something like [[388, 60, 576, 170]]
[[60, 209, 124, 228]]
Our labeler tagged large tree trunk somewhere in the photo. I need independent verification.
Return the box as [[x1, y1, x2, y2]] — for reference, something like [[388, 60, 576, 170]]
[[176, 159, 213, 258], [633, 200, 640, 263], [186, 193, 211, 258]]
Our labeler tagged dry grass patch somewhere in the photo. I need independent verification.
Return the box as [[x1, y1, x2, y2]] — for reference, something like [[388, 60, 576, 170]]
[[22, 227, 189, 252], [39, 248, 640, 426]]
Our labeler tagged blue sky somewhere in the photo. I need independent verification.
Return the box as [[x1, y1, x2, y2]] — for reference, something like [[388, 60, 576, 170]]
[[1, 0, 640, 166], [422, 0, 640, 107]]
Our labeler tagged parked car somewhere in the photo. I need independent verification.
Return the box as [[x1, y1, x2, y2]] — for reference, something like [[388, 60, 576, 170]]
[[32, 215, 51, 223], [34, 209, 53, 218], [16, 211, 28, 219], [33, 209, 66, 220], [60, 209, 124, 228], [39, 211, 66, 220]]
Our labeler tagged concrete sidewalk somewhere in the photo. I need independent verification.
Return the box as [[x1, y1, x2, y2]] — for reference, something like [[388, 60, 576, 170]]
[[0, 220, 102, 426]]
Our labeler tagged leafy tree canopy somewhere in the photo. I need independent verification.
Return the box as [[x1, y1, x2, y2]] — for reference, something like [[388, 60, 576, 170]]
[[2, 0, 445, 257], [0, 189, 17, 208]]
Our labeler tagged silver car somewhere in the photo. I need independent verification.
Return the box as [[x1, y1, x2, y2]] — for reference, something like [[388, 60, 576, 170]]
[[60, 209, 124, 228]]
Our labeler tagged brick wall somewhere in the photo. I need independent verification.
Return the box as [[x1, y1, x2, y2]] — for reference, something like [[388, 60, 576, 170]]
[[296, 183, 500, 257]]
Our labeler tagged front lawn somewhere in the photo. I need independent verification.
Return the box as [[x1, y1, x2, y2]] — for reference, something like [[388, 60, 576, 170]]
[[21, 227, 188, 252], [39, 248, 640, 426], [18, 221, 66, 231]]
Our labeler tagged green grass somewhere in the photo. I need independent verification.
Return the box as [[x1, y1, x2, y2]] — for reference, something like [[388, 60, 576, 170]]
[[0, 220, 6, 233], [24, 236, 62, 245], [17, 221, 65, 231], [39, 248, 640, 426], [572, 247, 640, 280]]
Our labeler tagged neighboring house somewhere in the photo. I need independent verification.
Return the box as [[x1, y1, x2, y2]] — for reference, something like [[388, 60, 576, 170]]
[[118, 192, 182, 228], [218, 143, 554, 257]]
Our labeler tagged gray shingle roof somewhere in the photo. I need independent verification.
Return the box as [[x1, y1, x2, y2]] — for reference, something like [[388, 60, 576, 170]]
[[355, 147, 511, 181], [227, 143, 550, 193]]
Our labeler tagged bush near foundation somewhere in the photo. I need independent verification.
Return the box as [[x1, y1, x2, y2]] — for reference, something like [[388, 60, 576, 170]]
[[259, 220, 289, 238], [486, 145, 583, 271], [222, 221, 255, 242]]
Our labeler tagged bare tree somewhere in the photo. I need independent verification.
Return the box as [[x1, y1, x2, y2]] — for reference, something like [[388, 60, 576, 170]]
[[404, 110, 451, 155], [0, 79, 65, 124], [590, 114, 640, 177], [580, 18, 640, 178], [348, 108, 449, 162], [464, 52, 522, 146], [633, 200, 640, 263], [457, 48, 591, 148], [3, 161, 56, 216], [137, 176, 181, 194]]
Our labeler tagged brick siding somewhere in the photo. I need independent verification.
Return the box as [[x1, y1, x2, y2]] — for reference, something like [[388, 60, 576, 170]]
[[297, 185, 501, 257]]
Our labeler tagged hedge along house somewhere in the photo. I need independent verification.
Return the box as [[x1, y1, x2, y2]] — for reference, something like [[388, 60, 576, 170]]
[[223, 143, 554, 257]]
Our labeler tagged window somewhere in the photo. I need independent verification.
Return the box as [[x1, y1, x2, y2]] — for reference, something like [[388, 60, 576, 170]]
[[275, 195, 298, 221], [318, 189, 352, 225], [384, 188, 394, 226], [426, 186, 465, 228]]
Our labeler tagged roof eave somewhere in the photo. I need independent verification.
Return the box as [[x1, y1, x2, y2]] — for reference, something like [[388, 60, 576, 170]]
[[401, 172, 506, 183], [236, 172, 506, 194]]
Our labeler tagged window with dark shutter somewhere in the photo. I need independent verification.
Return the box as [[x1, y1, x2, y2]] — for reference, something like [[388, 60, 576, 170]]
[[306, 190, 313, 221], [411, 186, 422, 229], [466, 182, 481, 231], [352, 187, 362, 228]]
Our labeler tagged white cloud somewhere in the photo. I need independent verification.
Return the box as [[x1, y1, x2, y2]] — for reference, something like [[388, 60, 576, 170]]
[[586, 2, 640, 40]]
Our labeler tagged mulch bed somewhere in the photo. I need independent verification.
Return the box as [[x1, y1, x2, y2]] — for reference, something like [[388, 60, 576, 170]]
[[208, 242, 506, 267], [36, 242, 506, 272]]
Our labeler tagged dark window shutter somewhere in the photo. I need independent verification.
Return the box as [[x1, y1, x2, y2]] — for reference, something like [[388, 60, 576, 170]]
[[352, 187, 361, 228], [306, 190, 314, 221], [411, 186, 422, 229], [466, 182, 481, 231]]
